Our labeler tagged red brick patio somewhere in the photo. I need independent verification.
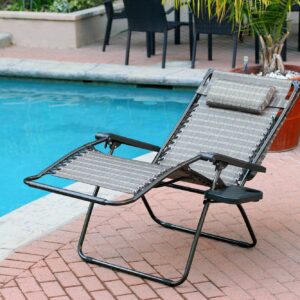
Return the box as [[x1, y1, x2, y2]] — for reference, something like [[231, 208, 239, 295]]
[[0, 24, 300, 300], [0, 26, 299, 70], [0, 146, 300, 300]]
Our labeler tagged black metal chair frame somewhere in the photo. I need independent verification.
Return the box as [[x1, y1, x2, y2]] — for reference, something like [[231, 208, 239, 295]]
[[24, 71, 299, 287], [102, 0, 126, 52]]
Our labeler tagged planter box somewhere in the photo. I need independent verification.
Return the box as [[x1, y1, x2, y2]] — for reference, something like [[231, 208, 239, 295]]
[[231, 65, 300, 152], [0, 2, 126, 48]]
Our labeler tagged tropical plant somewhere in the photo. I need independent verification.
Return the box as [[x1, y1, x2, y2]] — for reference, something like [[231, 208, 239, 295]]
[[245, 0, 298, 74], [165, 0, 300, 75]]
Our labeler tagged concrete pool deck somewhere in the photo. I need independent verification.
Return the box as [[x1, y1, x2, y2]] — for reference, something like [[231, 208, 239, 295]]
[[0, 25, 300, 299]]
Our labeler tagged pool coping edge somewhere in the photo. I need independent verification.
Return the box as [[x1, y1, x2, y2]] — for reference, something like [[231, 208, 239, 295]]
[[0, 58, 207, 87]]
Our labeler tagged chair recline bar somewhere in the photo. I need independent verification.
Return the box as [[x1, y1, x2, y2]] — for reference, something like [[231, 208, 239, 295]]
[[24, 70, 299, 287]]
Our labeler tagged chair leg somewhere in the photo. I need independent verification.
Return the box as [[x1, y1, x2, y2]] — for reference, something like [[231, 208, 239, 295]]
[[255, 34, 259, 64], [146, 32, 151, 58], [174, 9, 180, 44], [142, 196, 257, 248], [102, 17, 113, 52], [147, 32, 155, 56], [298, 11, 300, 51], [282, 39, 287, 61], [232, 33, 238, 69], [188, 12, 193, 60], [151, 32, 155, 55], [125, 30, 132, 65], [208, 33, 212, 61], [239, 31, 244, 43], [77, 188, 210, 287], [191, 29, 198, 68], [162, 32, 168, 69]]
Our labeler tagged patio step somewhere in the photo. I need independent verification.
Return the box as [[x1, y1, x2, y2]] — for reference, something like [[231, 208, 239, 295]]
[[0, 32, 12, 48]]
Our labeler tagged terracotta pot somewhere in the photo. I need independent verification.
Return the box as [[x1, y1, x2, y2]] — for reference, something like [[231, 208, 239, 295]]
[[231, 64, 300, 152]]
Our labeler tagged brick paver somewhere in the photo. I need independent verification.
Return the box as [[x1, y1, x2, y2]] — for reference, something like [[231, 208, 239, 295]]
[[0, 146, 299, 300], [0, 21, 300, 300]]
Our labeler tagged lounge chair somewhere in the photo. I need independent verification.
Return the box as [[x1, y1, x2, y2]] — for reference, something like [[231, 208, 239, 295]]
[[24, 70, 299, 286]]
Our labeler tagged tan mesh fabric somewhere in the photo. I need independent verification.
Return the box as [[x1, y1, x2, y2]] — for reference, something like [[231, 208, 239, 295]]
[[52, 71, 292, 193], [158, 100, 278, 185], [198, 71, 291, 100], [53, 150, 168, 194], [159, 71, 291, 186], [206, 79, 276, 114]]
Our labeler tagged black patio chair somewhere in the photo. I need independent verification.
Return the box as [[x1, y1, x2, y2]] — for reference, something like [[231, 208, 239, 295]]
[[24, 70, 299, 287], [102, 0, 126, 52], [123, 0, 181, 68], [191, 7, 238, 68]]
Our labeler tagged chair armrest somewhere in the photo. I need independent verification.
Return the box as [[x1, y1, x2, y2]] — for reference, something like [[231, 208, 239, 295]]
[[95, 132, 160, 152], [197, 152, 266, 173], [165, 6, 175, 14]]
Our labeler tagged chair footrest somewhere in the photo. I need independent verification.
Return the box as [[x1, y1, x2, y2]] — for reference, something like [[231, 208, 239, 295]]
[[205, 186, 263, 204]]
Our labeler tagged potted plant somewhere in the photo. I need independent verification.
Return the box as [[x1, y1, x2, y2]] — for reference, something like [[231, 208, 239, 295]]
[[235, 0, 300, 151], [172, 0, 300, 151]]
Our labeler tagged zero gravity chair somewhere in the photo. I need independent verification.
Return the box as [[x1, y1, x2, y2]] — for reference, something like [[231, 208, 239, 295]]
[[24, 70, 299, 287]]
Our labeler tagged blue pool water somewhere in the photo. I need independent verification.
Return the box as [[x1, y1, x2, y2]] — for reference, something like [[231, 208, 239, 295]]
[[0, 78, 194, 216]]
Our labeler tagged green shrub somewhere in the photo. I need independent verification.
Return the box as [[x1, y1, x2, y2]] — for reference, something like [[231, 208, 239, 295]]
[[50, 0, 71, 12], [69, 0, 103, 11], [50, 0, 104, 12], [0, 0, 104, 12], [1, 0, 53, 11]]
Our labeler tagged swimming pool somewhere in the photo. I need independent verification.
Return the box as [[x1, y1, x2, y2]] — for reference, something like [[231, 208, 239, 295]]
[[0, 78, 194, 216]]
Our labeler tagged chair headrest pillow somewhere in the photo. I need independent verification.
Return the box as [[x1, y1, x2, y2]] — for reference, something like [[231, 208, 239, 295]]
[[206, 79, 276, 114]]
